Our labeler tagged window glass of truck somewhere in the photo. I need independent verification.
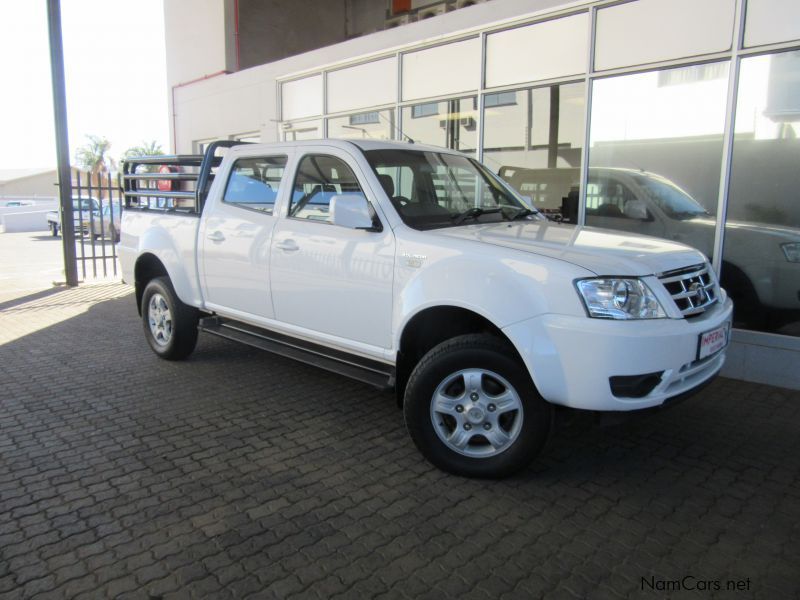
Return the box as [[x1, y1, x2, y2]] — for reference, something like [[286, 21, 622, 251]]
[[289, 154, 369, 224], [365, 149, 535, 230], [223, 156, 288, 214]]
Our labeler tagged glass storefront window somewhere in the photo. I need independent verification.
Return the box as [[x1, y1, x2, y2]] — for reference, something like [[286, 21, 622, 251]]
[[282, 119, 322, 141], [723, 50, 800, 336], [482, 82, 585, 220], [327, 109, 395, 140], [400, 97, 477, 154], [585, 62, 730, 263]]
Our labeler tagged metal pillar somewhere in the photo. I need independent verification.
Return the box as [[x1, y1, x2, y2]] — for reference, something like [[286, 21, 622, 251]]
[[46, 0, 78, 286]]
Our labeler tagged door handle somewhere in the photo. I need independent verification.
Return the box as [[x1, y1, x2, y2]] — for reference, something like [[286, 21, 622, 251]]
[[275, 239, 299, 252], [207, 231, 225, 242]]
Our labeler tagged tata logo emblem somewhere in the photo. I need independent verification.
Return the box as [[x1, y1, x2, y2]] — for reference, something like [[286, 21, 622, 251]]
[[689, 282, 708, 304]]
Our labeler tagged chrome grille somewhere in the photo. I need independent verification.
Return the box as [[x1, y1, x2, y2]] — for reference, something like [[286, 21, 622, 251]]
[[658, 263, 718, 317]]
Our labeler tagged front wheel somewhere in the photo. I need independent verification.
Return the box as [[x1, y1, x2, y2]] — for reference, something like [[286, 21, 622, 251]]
[[141, 276, 199, 360], [404, 334, 551, 478]]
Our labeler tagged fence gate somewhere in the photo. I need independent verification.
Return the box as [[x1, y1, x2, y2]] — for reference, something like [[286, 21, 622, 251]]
[[56, 169, 125, 280]]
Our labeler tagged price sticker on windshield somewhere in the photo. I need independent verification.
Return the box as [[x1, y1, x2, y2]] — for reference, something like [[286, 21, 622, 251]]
[[698, 322, 730, 360]]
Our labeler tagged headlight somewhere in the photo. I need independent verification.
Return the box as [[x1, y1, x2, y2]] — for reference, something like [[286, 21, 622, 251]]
[[781, 243, 800, 263], [576, 278, 666, 319]]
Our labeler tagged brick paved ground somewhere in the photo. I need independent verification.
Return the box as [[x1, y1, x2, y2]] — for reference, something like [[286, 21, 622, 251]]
[[1, 280, 799, 599]]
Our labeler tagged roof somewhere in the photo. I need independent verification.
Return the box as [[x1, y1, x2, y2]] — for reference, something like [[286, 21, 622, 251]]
[[345, 139, 460, 154], [0, 168, 57, 184], [228, 138, 464, 157]]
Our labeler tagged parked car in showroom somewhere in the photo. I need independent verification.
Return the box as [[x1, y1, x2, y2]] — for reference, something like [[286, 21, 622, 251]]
[[499, 166, 800, 327], [119, 140, 732, 478]]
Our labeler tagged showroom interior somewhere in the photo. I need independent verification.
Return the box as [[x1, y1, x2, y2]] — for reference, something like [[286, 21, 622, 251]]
[[166, 0, 800, 389]]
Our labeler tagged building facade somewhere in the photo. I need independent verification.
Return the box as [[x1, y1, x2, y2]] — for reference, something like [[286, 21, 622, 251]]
[[0, 168, 58, 199], [165, 0, 800, 389]]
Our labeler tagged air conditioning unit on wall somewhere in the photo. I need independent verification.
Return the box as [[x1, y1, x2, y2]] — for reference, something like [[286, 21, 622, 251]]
[[417, 2, 449, 20], [456, 0, 488, 8], [385, 13, 416, 29]]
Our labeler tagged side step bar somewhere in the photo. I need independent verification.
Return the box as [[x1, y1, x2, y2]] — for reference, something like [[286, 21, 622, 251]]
[[198, 316, 395, 390]]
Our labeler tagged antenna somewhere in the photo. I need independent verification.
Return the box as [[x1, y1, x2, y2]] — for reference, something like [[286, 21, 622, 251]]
[[375, 110, 414, 144]]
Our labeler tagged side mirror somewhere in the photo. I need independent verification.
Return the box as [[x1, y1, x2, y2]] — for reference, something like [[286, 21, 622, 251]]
[[623, 199, 650, 221], [330, 194, 380, 231]]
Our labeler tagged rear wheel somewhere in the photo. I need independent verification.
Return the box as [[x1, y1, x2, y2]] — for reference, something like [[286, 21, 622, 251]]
[[50, 222, 58, 236], [141, 276, 199, 360], [404, 334, 551, 478]]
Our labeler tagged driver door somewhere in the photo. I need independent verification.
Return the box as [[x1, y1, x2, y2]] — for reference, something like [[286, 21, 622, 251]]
[[269, 148, 395, 351]]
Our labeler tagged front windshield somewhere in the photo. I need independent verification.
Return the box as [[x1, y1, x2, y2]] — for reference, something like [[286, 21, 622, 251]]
[[365, 149, 538, 230], [632, 174, 709, 220]]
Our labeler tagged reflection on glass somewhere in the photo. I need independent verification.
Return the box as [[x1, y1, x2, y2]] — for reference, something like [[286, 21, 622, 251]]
[[584, 62, 729, 263], [724, 50, 800, 337], [282, 119, 322, 141], [401, 97, 477, 153], [233, 133, 261, 143], [327, 109, 395, 140], [483, 82, 585, 219]]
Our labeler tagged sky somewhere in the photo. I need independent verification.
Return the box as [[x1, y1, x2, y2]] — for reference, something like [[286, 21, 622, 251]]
[[0, 0, 169, 171]]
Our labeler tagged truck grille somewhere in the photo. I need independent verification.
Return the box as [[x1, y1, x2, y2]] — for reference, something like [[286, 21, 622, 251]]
[[658, 263, 718, 317]]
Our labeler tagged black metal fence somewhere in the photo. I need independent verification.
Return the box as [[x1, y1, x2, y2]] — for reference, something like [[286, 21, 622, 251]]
[[60, 169, 125, 279]]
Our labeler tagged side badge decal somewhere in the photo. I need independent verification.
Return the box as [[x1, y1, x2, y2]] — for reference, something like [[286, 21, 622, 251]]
[[402, 253, 426, 268]]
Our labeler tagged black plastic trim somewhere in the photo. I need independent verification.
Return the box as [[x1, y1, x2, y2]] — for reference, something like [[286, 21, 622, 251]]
[[198, 316, 395, 390], [609, 371, 664, 398]]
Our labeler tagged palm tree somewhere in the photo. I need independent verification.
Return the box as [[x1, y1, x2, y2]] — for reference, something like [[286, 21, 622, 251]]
[[122, 140, 165, 174], [74, 135, 116, 199], [122, 140, 164, 161]]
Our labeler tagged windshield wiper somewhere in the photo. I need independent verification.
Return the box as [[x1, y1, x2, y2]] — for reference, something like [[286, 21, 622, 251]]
[[503, 207, 537, 221], [451, 207, 501, 225], [672, 210, 708, 220]]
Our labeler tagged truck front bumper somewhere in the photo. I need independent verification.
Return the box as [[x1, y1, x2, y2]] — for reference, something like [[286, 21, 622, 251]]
[[503, 296, 734, 412]]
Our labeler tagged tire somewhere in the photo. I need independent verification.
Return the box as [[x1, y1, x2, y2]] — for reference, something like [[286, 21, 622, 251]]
[[403, 334, 551, 478], [50, 223, 58, 237], [141, 276, 199, 360]]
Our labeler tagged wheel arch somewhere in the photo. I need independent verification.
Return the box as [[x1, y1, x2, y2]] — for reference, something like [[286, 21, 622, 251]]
[[134, 253, 169, 315], [395, 305, 528, 406]]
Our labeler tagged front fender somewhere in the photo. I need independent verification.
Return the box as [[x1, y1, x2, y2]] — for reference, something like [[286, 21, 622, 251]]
[[392, 239, 592, 350]]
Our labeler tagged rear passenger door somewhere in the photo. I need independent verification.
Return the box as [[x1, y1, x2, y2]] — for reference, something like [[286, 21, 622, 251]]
[[200, 154, 289, 320], [270, 149, 395, 351]]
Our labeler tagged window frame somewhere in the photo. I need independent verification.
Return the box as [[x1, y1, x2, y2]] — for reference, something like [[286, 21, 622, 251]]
[[221, 155, 289, 216], [288, 152, 383, 231]]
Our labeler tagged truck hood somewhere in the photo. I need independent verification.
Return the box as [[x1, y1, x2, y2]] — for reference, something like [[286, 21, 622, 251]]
[[430, 221, 706, 276]]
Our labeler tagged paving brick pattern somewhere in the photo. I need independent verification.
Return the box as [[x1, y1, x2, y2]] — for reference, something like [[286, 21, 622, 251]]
[[1, 283, 799, 599]]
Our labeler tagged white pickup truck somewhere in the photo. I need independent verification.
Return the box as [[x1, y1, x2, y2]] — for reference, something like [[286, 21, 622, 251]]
[[46, 196, 99, 237], [120, 140, 732, 477]]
